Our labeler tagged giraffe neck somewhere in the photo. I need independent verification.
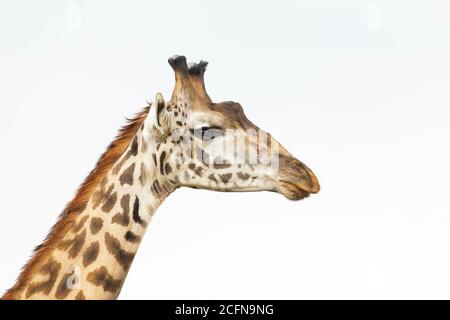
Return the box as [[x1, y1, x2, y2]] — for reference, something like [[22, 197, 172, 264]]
[[70, 128, 174, 299], [6, 115, 176, 299]]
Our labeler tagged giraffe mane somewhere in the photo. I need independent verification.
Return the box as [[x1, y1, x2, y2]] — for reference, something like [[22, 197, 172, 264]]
[[2, 106, 150, 299]]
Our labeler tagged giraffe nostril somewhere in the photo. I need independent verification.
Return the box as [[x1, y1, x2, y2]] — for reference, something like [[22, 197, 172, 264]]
[[293, 159, 307, 170]]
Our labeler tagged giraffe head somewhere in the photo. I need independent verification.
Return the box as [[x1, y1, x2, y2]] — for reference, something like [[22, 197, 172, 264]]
[[144, 55, 319, 201]]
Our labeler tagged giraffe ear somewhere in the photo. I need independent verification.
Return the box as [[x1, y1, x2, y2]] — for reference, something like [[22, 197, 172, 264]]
[[149, 92, 170, 138]]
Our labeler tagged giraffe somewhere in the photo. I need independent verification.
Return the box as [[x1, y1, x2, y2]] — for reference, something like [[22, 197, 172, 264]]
[[2, 56, 320, 300]]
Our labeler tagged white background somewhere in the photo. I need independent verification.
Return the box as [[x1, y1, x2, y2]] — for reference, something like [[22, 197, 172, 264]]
[[1, 0, 449, 299]]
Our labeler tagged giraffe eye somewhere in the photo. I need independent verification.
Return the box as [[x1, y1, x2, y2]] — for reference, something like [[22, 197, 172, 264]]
[[192, 126, 224, 141]]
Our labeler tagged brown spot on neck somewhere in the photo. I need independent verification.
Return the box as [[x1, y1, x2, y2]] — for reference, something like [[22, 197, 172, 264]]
[[132, 196, 144, 225], [25, 258, 61, 298], [104, 233, 135, 271], [83, 241, 100, 267], [112, 194, 130, 226], [58, 230, 86, 259], [120, 163, 135, 186], [113, 137, 138, 177], [101, 191, 117, 213], [73, 216, 88, 233], [129, 136, 139, 156], [87, 266, 122, 293], [90, 217, 103, 235], [124, 231, 141, 243], [112, 152, 132, 176], [92, 180, 111, 210], [55, 272, 74, 300]]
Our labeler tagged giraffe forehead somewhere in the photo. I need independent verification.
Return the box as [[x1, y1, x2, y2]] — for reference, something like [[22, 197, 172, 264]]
[[186, 111, 219, 128], [184, 103, 251, 129]]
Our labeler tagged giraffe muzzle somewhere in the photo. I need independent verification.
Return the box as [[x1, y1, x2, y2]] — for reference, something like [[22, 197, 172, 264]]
[[277, 157, 320, 200]]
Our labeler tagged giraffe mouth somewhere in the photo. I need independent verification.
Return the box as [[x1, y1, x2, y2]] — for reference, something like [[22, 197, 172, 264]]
[[276, 156, 320, 200], [278, 181, 313, 201]]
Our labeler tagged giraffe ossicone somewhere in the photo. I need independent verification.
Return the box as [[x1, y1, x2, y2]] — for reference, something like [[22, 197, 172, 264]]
[[2, 56, 320, 300]]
